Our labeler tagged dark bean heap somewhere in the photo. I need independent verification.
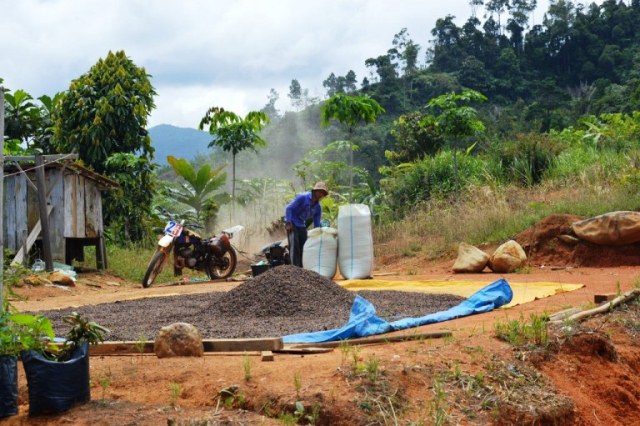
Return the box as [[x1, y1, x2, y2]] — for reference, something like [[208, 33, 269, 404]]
[[31, 266, 465, 340], [212, 265, 355, 317]]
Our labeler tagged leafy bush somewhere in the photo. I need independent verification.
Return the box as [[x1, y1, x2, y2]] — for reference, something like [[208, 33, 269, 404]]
[[382, 149, 485, 215], [485, 133, 564, 186]]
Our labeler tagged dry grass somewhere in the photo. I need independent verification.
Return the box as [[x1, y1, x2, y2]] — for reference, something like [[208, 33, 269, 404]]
[[375, 181, 640, 262]]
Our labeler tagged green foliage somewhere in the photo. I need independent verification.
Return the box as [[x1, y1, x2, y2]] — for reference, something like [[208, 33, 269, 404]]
[[198, 107, 269, 216], [382, 150, 485, 214], [320, 93, 385, 200], [0, 311, 56, 356], [52, 50, 156, 243], [321, 93, 385, 130], [164, 156, 229, 227], [388, 111, 445, 163], [486, 133, 565, 186], [425, 89, 487, 143], [56, 312, 109, 361], [494, 313, 549, 349]]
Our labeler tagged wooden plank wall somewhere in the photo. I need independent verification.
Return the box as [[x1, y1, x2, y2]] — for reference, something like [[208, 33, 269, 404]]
[[3, 175, 28, 253], [84, 179, 100, 238], [4, 169, 105, 260], [64, 173, 86, 238], [47, 169, 65, 258]]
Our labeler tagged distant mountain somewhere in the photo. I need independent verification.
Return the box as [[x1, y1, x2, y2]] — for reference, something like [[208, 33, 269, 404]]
[[148, 124, 213, 165]]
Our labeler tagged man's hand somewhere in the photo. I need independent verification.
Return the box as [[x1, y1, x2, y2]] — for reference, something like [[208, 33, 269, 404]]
[[285, 222, 293, 234]]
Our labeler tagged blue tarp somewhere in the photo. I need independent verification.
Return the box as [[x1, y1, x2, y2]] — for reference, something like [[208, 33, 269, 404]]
[[283, 278, 513, 344]]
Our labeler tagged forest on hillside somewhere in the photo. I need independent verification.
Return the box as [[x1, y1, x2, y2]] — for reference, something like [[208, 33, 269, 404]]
[[236, 0, 640, 217], [3, 0, 640, 244]]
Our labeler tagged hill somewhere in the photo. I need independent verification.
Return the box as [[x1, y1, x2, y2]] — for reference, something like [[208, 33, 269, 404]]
[[148, 124, 213, 165]]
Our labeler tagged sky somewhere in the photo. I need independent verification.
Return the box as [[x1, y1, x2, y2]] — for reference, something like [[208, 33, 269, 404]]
[[1, 0, 566, 129]]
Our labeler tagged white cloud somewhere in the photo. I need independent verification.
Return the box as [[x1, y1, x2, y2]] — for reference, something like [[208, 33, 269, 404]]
[[1, 0, 582, 128]]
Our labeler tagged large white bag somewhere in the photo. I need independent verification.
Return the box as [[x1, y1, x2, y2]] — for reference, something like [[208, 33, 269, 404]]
[[303, 227, 338, 278], [338, 204, 374, 279]]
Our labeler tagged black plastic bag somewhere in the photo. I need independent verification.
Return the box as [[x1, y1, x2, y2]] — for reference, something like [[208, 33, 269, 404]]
[[0, 355, 18, 418], [21, 341, 90, 416]]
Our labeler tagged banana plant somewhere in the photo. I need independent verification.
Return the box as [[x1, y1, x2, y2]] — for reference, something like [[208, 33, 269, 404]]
[[164, 156, 230, 229]]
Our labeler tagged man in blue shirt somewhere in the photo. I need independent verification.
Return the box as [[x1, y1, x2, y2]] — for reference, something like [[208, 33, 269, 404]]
[[285, 181, 329, 267]]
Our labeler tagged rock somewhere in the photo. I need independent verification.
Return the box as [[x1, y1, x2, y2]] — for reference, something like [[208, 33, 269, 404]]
[[23, 275, 52, 287], [154, 322, 204, 358], [489, 240, 527, 273], [48, 271, 76, 287], [452, 242, 489, 273]]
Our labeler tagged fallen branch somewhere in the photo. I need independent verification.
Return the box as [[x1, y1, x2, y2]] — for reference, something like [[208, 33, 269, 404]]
[[550, 288, 640, 325]]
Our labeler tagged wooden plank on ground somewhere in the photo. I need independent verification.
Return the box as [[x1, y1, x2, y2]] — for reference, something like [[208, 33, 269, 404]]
[[290, 330, 453, 349], [275, 346, 335, 354], [594, 293, 616, 304], [89, 337, 284, 356], [203, 337, 283, 352]]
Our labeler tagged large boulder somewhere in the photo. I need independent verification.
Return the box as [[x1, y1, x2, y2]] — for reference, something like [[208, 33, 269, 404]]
[[572, 211, 640, 245], [489, 240, 527, 273], [154, 322, 204, 358], [452, 242, 489, 273]]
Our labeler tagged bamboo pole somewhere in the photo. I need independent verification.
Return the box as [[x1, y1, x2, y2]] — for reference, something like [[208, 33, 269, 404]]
[[549, 288, 640, 325], [0, 86, 5, 309]]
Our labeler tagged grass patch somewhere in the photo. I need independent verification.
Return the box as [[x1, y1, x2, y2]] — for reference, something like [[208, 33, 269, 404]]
[[494, 313, 550, 349], [74, 244, 207, 285], [375, 182, 640, 262]]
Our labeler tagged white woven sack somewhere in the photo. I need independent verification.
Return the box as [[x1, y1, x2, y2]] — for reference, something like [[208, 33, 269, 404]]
[[338, 204, 374, 279], [303, 227, 338, 278]]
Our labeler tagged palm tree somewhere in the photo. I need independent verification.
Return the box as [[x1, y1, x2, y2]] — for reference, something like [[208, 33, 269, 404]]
[[164, 156, 229, 228]]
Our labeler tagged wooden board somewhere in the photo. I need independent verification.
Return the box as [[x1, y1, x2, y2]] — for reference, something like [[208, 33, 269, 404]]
[[14, 174, 28, 255], [275, 346, 335, 354], [289, 330, 453, 348], [47, 169, 65, 259], [12, 205, 53, 265], [84, 179, 99, 238], [64, 173, 86, 238], [89, 337, 284, 356]]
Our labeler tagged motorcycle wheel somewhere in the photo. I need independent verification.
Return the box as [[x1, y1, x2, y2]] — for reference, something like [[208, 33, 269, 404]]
[[207, 249, 237, 279], [142, 250, 168, 288]]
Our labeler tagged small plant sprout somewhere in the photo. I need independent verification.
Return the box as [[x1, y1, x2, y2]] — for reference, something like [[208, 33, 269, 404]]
[[99, 374, 112, 403], [351, 345, 362, 372], [339, 340, 351, 367], [135, 333, 148, 355], [293, 371, 302, 399], [242, 352, 252, 382], [365, 355, 381, 382], [169, 382, 182, 409]]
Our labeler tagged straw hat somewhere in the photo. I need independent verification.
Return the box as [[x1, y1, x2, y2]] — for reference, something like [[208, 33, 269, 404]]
[[312, 181, 328, 196]]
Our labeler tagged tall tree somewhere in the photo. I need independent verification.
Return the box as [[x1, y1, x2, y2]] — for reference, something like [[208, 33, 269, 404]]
[[320, 94, 385, 200], [53, 50, 156, 242], [260, 88, 280, 121], [288, 79, 303, 111], [425, 89, 487, 191], [198, 107, 269, 219]]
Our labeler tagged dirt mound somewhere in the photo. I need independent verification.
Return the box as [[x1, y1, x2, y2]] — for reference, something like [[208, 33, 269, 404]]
[[515, 213, 640, 267]]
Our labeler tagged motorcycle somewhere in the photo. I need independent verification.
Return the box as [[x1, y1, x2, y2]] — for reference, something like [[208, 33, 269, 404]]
[[142, 214, 244, 288]]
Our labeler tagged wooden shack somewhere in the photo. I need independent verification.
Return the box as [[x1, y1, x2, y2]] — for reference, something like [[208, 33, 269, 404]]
[[3, 155, 118, 270]]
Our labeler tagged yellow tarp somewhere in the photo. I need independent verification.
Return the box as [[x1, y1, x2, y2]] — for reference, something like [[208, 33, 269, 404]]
[[340, 279, 584, 308]]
